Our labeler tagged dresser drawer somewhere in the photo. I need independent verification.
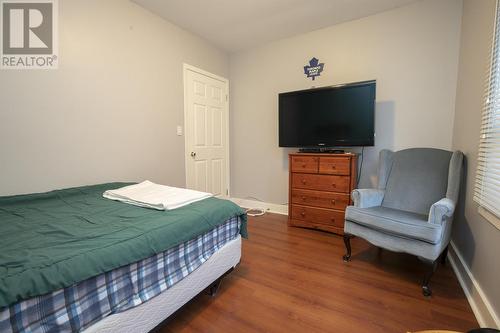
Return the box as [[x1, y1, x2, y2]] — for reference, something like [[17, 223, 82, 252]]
[[319, 157, 351, 175], [291, 189, 349, 210], [291, 173, 350, 193], [290, 155, 318, 173], [290, 205, 345, 228], [289, 219, 343, 234]]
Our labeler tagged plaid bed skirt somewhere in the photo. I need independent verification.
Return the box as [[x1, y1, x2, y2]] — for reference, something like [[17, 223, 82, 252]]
[[0, 216, 241, 333]]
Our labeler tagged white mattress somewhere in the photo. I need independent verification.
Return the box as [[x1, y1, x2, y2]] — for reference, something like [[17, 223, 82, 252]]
[[83, 235, 241, 333]]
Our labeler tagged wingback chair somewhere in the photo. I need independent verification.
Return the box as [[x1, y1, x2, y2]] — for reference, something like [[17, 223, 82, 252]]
[[343, 148, 464, 296]]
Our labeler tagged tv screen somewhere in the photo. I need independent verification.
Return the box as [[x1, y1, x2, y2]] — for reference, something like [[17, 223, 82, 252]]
[[278, 80, 376, 147]]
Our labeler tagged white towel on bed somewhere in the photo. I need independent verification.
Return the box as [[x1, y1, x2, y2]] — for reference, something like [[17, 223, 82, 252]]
[[103, 181, 213, 210]]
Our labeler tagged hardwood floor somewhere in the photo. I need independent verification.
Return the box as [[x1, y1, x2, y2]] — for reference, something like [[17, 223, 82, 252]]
[[160, 213, 478, 333]]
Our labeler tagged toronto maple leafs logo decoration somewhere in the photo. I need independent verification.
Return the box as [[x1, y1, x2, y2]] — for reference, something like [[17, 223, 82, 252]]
[[304, 57, 324, 80]]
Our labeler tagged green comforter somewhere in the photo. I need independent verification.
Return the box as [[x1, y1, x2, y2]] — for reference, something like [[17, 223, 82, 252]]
[[0, 183, 247, 309]]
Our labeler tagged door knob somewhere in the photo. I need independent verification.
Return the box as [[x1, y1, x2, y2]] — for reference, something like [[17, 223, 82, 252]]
[[190, 152, 196, 157]]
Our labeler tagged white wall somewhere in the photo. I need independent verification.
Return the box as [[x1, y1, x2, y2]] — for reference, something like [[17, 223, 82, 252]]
[[0, 0, 229, 196], [452, 0, 500, 326], [229, 0, 462, 204]]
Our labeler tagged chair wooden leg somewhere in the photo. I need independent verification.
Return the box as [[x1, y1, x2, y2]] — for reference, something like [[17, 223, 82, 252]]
[[441, 246, 449, 266], [343, 234, 353, 262], [422, 259, 438, 297]]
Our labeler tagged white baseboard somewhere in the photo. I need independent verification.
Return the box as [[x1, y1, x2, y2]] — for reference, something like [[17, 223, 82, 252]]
[[229, 197, 288, 215], [448, 241, 499, 329]]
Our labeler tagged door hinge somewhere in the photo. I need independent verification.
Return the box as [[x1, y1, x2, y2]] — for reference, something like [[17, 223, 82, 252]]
[[226, 94, 228, 102]]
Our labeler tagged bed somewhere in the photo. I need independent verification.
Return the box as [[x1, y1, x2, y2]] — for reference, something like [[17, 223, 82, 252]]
[[0, 183, 247, 333]]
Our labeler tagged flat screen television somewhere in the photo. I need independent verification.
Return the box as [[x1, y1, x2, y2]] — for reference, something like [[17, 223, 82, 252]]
[[278, 80, 376, 148]]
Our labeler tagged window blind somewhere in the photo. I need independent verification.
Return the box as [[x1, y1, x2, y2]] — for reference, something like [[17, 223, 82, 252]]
[[474, 0, 500, 218]]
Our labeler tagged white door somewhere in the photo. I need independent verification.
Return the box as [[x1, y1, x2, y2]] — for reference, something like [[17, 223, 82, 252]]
[[184, 64, 229, 197]]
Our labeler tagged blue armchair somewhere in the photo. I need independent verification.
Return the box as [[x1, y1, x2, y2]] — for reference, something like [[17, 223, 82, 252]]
[[343, 148, 464, 296]]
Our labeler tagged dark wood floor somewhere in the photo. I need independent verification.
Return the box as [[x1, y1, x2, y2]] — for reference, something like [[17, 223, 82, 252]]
[[160, 213, 478, 333]]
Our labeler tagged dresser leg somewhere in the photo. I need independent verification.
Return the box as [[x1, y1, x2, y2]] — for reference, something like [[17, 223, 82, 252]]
[[343, 234, 353, 262]]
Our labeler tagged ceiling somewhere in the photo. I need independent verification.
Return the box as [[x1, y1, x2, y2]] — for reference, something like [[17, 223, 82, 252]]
[[132, 0, 420, 53]]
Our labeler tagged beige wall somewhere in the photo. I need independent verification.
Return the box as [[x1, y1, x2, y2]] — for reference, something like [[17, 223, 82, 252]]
[[452, 0, 500, 325], [0, 0, 229, 196], [229, 0, 462, 204]]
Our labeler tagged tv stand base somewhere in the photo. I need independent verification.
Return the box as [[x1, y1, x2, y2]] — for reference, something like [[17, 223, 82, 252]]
[[298, 148, 345, 154]]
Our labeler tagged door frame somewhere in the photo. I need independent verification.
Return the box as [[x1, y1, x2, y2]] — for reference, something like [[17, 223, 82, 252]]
[[183, 63, 230, 197]]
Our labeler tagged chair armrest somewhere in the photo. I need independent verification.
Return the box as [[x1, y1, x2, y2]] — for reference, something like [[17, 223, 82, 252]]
[[351, 189, 385, 208], [428, 198, 456, 225]]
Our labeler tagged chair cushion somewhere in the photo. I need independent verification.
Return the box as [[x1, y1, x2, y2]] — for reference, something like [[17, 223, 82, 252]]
[[345, 206, 443, 244]]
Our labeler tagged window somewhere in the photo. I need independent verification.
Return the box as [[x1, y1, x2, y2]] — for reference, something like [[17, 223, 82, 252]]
[[474, 0, 500, 225]]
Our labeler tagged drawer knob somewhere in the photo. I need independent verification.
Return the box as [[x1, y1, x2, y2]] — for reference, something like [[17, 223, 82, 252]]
[[331, 165, 336, 169], [302, 179, 307, 184], [332, 184, 336, 187], [331, 218, 335, 222], [302, 196, 306, 201], [331, 199, 336, 205], [302, 164, 307, 168], [301, 211, 306, 217]]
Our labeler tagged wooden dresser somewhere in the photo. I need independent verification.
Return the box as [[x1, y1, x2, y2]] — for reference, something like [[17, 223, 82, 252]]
[[288, 153, 358, 235]]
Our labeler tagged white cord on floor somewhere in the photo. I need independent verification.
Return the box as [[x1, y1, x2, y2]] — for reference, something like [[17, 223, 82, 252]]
[[245, 208, 266, 217], [234, 196, 288, 217], [230, 196, 267, 217]]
